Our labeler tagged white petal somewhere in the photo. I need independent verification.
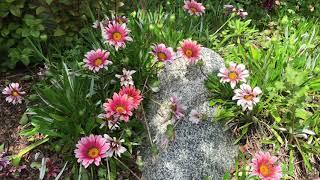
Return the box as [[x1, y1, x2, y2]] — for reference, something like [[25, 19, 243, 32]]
[[253, 87, 262, 95]]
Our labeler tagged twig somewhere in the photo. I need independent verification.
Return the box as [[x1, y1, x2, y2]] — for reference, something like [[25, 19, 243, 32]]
[[141, 105, 153, 146], [115, 157, 141, 180]]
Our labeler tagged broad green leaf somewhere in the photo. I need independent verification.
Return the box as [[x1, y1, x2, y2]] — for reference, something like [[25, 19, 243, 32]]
[[9, 5, 21, 17], [11, 138, 49, 166], [19, 113, 29, 125], [21, 56, 30, 65], [46, 0, 53, 5], [36, 6, 47, 15], [54, 28, 66, 36], [30, 30, 40, 37], [295, 108, 312, 120]]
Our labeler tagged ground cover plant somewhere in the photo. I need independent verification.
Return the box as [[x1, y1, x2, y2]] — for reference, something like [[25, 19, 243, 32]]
[[207, 8, 320, 180], [0, 0, 319, 179]]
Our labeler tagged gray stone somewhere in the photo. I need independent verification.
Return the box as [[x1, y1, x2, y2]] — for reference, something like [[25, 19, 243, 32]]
[[142, 48, 237, 180]]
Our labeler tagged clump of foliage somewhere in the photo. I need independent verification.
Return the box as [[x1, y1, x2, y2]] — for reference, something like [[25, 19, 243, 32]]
[[17, 2, 218, 178], [207, 12, 320, 178], [0, 0, 105, 71]]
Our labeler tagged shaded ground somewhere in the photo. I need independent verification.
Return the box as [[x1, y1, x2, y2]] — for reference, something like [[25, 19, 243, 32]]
[[0, 66, 64, 179], [0, 69, 32, 154]]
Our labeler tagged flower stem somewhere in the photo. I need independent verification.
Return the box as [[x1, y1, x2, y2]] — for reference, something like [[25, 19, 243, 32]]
[[141, 105, 153, 147], [106, 159, 111, 180], [212, 15, 233, 37]]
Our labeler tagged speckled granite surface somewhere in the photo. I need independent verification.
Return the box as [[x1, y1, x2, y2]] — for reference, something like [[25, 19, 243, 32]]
[[142, 48, 237, 180]]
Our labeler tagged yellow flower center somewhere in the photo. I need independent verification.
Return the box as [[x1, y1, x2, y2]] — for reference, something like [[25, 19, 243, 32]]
[[157, 52, 167, 60], [94, 58, 103, 66], [259, 164, 271, 177], [87, 147, 99, 158], [244, 94, 254, 101], [12, 91, 19, 97], [228, 72, 238, 80], [185, 49, 193, 57], [112, 32, 122, 41], [191, 7, 197, 13], [116, 106, 125, 113]]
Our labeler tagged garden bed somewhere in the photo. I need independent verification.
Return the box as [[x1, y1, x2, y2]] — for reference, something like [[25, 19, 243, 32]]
[[0, 0, 319, 179]]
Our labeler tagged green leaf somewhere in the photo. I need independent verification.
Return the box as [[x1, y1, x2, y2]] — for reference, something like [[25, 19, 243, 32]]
[[30, 162, 41, 169], [19, 113, 29, 125], [1, 28, 9, 36], [151, 144, 159, 156], [271, 107, 281, 123], [223, 172, 231, 180], [10, 5, 21, 17], [30, 30, 40, 37], [271, 129, 284, 145], [45, 0, 53, 5], [288, 150, 294, 176], [53, 28, 66, 36], [0, 144, 4, 152], [36, 6, 47, 15], [21, 57, 30, 65], [295, 108, 312, 120], [11, 138, 49, 166], [165, 124, 175, 140], [150, 80, 160, 92]]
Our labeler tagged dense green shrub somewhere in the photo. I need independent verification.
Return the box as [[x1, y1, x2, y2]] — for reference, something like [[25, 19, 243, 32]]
[[207, 14, 320, 177], [0, 0, 103, 71]]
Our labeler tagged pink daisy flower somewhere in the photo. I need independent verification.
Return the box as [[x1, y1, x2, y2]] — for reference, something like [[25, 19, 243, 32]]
[[189, 109, 202, 124], [232, 84, 262, 111], [103, 93, 134, 122], [2, 83, 26, 104], [170, 96, 185, 122], [84, 49, 112, 72], [92, 20, 100, 29], [237, 8, 248, 19], [119, 86, 143, 109], [101, 21, 132, 50], [217, 62, 249, 89], [115, 68, 136, 86], [0, 152, 10, 171], [251, 151, 282, 180], [151, 43, 175, 63], [74, 134, 109, 168], [45, 158, 60, 178], [114, 16, 128, 24], [224, 5, 237, 13], [104, 134, 127, 157], [183, 0, 205, 16], [178, 39, 202, 64], [98, 113, 120, 130]]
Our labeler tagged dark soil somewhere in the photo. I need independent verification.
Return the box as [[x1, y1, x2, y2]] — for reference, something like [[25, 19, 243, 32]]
[[0, 66, 63, 179]]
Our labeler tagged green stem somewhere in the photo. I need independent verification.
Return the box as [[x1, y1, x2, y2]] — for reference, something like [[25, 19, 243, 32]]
[[26, 37, 50, 63], [107, 159, 111, 180], [211, 15, 233, 37]]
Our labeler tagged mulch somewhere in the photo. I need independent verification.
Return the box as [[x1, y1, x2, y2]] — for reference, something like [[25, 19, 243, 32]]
[[0, 66, 56, 179]]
